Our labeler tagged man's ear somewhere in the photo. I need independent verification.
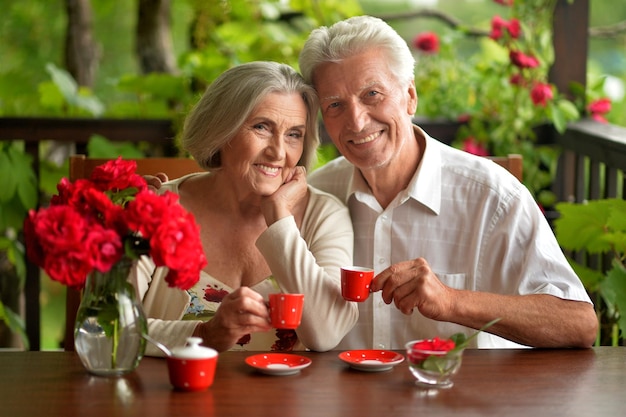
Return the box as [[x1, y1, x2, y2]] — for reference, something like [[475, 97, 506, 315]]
[[407, 80, 418, 115]]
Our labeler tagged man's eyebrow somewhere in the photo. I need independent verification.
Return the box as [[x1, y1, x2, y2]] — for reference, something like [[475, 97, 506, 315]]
[[320, 94, 340, 103], [320, 81, 381, 103]]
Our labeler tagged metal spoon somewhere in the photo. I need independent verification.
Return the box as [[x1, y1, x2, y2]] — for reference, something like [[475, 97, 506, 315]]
[[142, 333, 173, 357]]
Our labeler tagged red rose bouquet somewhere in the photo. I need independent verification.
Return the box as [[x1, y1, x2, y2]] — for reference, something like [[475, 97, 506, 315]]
[[24, 157, 206, 290]]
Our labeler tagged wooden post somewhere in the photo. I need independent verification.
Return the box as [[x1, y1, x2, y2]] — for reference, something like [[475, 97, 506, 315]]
[[549, 0, 590, 204]]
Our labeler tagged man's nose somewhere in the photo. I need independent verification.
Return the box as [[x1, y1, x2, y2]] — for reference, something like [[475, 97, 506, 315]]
[[345, 102, 368, 132]]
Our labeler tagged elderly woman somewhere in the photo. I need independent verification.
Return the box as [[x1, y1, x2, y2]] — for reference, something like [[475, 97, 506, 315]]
[[135, 61, 357, 356]]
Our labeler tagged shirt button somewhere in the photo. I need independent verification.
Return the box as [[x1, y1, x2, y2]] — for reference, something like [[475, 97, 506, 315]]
[[379, 258, 385, 264], [378, 344, 386, 349]]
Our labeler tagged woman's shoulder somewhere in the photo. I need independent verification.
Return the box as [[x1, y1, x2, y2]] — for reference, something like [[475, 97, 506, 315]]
[[306, 184, 348, 212], [160, 172, 209, 195]]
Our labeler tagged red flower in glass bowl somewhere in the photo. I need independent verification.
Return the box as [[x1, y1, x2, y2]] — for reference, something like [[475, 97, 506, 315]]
[[24, 157, 206, 290], [405, 319, 500, 389], [407, 337, 456, 363]]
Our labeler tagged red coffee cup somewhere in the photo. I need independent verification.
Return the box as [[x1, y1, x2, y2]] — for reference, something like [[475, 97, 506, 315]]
[[341, 266, 374, 302], [269, 293, 304, 329]]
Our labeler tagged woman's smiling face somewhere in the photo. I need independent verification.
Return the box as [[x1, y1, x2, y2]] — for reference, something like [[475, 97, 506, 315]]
[[219, 92, 307, 196]]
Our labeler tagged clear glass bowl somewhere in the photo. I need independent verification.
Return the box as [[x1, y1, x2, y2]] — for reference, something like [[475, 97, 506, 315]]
[[405, 340, 464, 389]]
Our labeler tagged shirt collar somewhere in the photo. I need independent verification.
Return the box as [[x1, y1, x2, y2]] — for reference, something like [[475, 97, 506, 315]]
[[345, 124, 442, 215], [408, 125, 441, 215]]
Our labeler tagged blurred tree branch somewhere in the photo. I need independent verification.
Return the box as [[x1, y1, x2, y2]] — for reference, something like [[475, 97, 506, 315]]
[[377, 9, 626, 39]]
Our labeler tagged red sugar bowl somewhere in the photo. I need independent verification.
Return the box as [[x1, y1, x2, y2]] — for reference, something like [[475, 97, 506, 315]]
[[167, 337, 218, 392]]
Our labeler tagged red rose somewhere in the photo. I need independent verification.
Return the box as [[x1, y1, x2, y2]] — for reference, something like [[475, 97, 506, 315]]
[[413, 32, 439, 54], [90, 157, 147, 193], [28, 206, 88, 254], [490, 15, 507, 40], [408, 337, 456, 363], [530, 82, 554, 107], [509, 73, 527, 87], [84, 225, 124, 272], [412, 337, 456, 352], [44, 251, 93, 289], [507, 18, 521, 38], [462, 137, 490, 157], [125, 190, 183, 238], [150, 213, 206, 289], [52, 178, 95, 212], [587, 98, 611, 115], [510, 50, 539, 69]]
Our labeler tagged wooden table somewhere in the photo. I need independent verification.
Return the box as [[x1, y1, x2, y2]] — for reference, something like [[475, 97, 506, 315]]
[[1, 348, 624, 417]]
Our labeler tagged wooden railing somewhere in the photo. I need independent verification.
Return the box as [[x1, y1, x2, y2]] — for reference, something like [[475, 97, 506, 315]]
[[552, 119, 626, 202]]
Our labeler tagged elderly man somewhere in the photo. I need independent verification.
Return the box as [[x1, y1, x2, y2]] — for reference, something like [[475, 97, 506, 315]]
[[299, 15, 597, 349]]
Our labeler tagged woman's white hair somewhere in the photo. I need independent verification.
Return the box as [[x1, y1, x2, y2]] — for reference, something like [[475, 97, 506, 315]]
[[183, 61, 320, 171], [298, 15, 415, 86]]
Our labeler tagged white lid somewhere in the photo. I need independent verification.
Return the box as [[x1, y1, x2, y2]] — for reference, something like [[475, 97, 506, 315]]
[[170, 337, 218, 359]]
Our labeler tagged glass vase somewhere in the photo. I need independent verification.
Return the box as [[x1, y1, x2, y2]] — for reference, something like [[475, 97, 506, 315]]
[[74, 258, 147, 376]]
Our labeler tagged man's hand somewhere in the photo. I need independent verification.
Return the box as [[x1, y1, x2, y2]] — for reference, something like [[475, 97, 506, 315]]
[[371, 258, 454, 319]]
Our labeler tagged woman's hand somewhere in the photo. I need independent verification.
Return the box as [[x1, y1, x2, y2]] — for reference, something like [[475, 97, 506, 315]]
[[260, 166, 309, 226], [192, 286, 272, 352], [144, 173, 168, 193]]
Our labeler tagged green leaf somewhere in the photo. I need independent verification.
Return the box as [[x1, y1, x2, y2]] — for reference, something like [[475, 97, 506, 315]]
[[0, 302, 29, 350], [37, 81, 65, 112], [45, 62, 77, 101], [0, 150, 17, 202], [606, 200, 626, 232], [600, 262, 626, 337], [87, 135, 144, 159], [554, 201, 614, 253], [557, 99, 580, 121], [568, 260, 606, 292], [7, 145, 37, 210], [548, 102, 567, 133]]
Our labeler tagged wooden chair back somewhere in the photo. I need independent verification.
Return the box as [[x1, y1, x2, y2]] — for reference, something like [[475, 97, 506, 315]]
[[64, 155, 202, 351], [487, 154, 523, 181]]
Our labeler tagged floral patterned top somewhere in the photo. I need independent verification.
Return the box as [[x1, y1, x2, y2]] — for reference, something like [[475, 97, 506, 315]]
[[182, 271, 302, 352]]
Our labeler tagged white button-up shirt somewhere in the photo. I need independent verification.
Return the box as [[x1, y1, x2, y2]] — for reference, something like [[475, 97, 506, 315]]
[[308, 126, 592, 349]]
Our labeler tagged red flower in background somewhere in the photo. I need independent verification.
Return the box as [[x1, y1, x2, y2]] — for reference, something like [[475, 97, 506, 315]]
[[530, 82, 554, 107], [413, 32, 439, 54], [494, 0, 514, 5], [587, 98, 611, 123], [490, 15, 507, 40], [507, 19, 521, 38], [462, 137, 490, 156], [490, 16, 520, 40], [510, 50, 540, 69], [509, 73, 527, 87]]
